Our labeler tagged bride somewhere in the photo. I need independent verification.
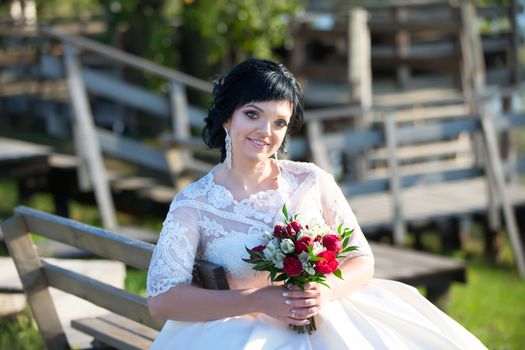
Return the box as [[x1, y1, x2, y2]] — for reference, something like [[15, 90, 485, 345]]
[[146, 58, 486, 349]]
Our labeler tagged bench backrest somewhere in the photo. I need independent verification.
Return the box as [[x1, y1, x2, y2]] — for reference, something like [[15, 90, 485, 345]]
[[0, 206, 228, 350]]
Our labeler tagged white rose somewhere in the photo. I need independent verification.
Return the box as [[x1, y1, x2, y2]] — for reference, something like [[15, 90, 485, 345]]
[[298, 251, 310, 264], [280, 239, 295, 254], [272, 252, 286, 269], [263, 239, 278, 260], [312, 242, 324, 255], [261, 231, 273, 244], [304, 267, 316, 275]]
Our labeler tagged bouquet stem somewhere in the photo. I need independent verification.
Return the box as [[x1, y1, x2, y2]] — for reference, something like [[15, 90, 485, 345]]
[[291, 316, 316, 335]]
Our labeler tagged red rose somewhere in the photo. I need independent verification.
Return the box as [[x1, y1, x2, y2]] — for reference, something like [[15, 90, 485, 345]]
[[295, 236, 313, 254], [274, 225, 287, 239], [283, 256, 303, 276], [314, 250, 339, 274], [322, 234, 342, 253], [285, 221, 302, 237], [249, 245, 265, 261]]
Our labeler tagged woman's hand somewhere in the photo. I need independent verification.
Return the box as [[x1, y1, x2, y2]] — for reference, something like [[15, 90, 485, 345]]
[[285, 283, 332, 320], [252, 283, 332, 326]]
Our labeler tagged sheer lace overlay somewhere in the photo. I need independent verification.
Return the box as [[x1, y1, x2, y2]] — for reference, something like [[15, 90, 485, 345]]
[[147, 160, 373, 297]]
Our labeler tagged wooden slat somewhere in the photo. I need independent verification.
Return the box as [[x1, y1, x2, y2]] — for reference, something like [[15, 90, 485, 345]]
[[385, 111, 406, 244], [15, 206, 154, 270], [40, 27, 211, 93], [42, 260, 163, 331], [96, 128, 169, 173], [0, 215, 70, 349], [64, 43, 118, 229], [480, 107, 525, 277], [399, 167, 484, 188], [101, 313, 159, 340], [396, 118, 480, 145], [71, 317, 153, 350], [371, 243, 466, 285], [368, 139, 471, 163], [83, 68, 170, 119], [323, 128, 384, 155]]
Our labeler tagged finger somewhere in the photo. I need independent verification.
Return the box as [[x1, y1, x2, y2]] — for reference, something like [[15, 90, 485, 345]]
[[290, 306, 319, 320], [284, 297, 319, 308], [282, 290, 318, 300]]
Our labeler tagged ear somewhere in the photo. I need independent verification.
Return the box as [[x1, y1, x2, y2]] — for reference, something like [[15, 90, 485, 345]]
[[223, 119, 230, 131]]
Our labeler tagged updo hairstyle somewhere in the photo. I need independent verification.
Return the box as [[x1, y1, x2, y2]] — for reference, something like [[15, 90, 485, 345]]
[[202, 58, 304, 161]]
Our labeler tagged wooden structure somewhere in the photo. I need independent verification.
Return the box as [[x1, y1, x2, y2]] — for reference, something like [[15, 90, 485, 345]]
[[33, 27, 213, 233], [0, 137, 50, 179], [304, 87, 525, 276], [294, 0, 523, 93], [1, 206, 466, 349]]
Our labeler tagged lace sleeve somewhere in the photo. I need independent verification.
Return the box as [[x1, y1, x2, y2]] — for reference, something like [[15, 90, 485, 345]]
[[147, 203, 200, 298], [318, 171, 374, 262]]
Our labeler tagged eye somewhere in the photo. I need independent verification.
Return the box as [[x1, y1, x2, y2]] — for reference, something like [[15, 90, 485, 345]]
[[275, 119, 288, 128], [245, 110, 258, 119]]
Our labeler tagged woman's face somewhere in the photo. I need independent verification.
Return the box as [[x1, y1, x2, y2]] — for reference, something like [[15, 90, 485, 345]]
[[224, 100, 292, 165]]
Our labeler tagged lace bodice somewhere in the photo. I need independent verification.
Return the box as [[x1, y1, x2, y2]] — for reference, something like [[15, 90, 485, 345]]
[[147, 160, 373, 297]]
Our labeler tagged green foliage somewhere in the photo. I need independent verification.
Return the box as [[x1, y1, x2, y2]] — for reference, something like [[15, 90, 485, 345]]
[[449, 262, 525, 349], [0, 309, 43, 350], [181, 0, 303, 67]]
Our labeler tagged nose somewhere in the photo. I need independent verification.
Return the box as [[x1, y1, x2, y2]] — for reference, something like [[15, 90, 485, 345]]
[[258, 119, 272, 135]]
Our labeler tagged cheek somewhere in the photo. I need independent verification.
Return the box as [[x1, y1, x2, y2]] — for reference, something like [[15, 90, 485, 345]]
[[273, 129, 287, 142]]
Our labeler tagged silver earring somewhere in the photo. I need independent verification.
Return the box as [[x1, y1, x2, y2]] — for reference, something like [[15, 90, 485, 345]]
[[224, 128, 232, 170], [274, 151, 282, 176]]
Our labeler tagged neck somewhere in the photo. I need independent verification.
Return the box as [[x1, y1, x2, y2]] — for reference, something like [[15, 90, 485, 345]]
[[220, 158, 278, 194]]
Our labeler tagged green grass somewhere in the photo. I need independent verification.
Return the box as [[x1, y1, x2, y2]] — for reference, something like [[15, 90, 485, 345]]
[[449, 261, 525, 349], [1, 181, 525, 349]]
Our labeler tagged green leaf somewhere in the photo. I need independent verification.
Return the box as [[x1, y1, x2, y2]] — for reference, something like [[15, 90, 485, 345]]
[[343, 237, 350, 249], [274, 274, 288, 282], [318, 280, 331, 288], [270, 271, 276, 281], [337, 223, 343, 234], [332, 269, 344, 280], [282, 204, 289, 221], [309, 256, 323, 262]]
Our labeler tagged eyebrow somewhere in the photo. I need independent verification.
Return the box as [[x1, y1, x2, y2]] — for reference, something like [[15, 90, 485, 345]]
[[243, 104, 264, 112], [243, 104, 291, 120]]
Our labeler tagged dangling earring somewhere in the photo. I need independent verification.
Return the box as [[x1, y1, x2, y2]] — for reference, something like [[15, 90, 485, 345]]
[[274, 150, 282, 176], [224, 127, 232, 170]]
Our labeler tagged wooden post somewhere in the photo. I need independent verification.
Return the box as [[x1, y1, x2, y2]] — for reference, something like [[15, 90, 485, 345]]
[[64, 43, 118, 229], [394, 6, 411, 88], [167, 81, 192, 189], [348, 7, 372, 115], [385, 110, 406, 245], [306, 120, 332, 172], [0, 215, 70, 349], [480, 101, 525, 277], [348, 7, 373, 182], [459, 0, 486, 99]]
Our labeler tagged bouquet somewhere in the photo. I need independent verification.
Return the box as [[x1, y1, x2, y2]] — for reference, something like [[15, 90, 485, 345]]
[[243, 205, 358, 334]]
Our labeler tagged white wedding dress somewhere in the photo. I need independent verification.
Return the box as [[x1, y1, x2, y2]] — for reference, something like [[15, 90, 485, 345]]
[[147, 160, 486, 349]]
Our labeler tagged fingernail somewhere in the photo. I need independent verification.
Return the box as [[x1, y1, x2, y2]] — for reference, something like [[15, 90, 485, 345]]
[[285, 300, 291, 305], [282, 292, 289, 297]]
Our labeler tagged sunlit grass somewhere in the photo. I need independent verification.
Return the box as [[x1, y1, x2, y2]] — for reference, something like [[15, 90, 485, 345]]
[[449, 262, 525, 349]]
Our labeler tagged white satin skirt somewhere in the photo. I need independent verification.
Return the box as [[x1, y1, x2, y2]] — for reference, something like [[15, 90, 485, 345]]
[[150, 279, 487, 349]]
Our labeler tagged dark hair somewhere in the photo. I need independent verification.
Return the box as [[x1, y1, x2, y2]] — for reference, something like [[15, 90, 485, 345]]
[[202, 58, 304, 161]]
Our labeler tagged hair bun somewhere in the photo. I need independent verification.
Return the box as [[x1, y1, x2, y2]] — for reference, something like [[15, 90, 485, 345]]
[[212, 75, 224, 97]]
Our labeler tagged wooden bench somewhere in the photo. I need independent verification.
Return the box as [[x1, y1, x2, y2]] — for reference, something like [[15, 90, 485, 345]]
[[1, 206, 467, 349]]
